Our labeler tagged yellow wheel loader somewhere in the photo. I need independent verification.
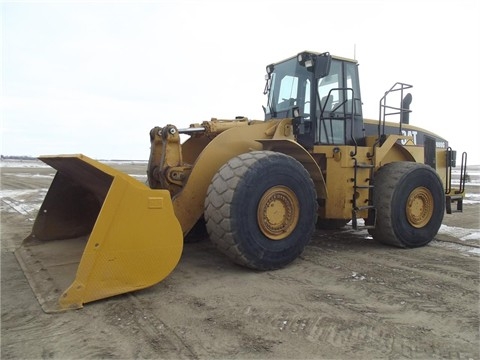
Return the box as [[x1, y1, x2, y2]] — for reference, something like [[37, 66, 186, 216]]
[[16, 51, 468, 312]]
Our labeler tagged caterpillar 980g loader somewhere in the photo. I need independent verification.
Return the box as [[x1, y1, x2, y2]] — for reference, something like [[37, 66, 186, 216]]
[[16, 51, 468, 312]]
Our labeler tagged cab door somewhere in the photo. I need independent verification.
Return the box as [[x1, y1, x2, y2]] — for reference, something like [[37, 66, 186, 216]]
[[316, 59, 363, 145]]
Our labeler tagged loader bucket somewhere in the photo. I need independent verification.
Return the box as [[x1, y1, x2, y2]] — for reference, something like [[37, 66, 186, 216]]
[[14, 154, 183, 313]]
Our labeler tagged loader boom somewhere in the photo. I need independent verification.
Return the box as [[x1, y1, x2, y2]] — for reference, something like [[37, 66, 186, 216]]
[[148, 118, 326, 235]]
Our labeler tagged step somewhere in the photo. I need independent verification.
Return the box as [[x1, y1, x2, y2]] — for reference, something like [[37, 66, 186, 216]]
[[354, 185, 374, 190], [351, 206, 376, 230], [354, 163, 374, 169], [446, 195, 463, 214], [354, 205, 375, 211]]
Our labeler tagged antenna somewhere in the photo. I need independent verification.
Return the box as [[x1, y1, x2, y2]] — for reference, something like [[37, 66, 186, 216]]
[[354, 43, 356, 60]]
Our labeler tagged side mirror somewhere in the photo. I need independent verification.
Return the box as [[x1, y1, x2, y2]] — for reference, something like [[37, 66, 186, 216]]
[[314, 53, 331, 79]]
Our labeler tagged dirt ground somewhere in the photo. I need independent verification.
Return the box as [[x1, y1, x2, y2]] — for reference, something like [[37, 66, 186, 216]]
[[1, 160, 479, 360]]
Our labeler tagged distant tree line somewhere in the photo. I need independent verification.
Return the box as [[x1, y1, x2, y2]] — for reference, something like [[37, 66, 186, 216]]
[[1, 155, 37, 160]]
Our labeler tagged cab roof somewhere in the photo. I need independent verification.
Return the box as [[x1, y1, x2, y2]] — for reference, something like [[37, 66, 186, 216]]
[[271, 51, 358, 66]]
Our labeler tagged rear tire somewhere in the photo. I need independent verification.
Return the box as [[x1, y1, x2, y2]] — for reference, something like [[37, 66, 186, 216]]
[[204, 151, 317, 270], [370, 162, 445, 248]]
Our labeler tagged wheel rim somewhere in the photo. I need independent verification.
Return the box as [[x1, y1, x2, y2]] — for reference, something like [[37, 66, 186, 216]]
[[405, 186, 434, 228], [257, 186, 300, 240]]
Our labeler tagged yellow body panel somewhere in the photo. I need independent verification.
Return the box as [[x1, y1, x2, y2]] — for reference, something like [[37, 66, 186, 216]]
[[311, 132, 428, 220], [311, 146, 371, 219], [15, 155, 183, 312], [172, 120, 278, 234]]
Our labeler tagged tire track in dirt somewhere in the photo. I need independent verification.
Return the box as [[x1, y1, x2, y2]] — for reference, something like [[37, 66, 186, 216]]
[[164, 237, 479, 358], [223, 287, 476, 359], [217, 233, 477, 357], [1, 197, 38, 216], [136, 279, 284, 359], [303, 238, 478, 304], [103, 294, 198, 359]]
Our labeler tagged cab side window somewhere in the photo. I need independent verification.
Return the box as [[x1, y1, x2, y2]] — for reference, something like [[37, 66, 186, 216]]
[[318, 60, 343, 113], [317, 60, 345, 144]]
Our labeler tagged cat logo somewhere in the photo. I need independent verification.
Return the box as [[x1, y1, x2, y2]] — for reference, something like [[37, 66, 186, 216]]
[[401, 130, 418, 145]]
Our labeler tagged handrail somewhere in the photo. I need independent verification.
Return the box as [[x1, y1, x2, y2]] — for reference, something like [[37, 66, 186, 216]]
[[446, 147, 453, 195], [458, 152, 468, 194], [319, 87, 358, 149], [378, 82, 413, 141]]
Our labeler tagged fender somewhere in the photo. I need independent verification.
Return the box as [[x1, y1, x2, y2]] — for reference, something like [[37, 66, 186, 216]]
[[172, 121, 277, 235], [374, 134, 417, 166], [257, 139, 328, 200]]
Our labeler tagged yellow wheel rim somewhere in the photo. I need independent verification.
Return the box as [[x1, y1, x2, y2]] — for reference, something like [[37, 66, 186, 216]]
[[405, 186, 434, 228], [257, 186, 300, 240]]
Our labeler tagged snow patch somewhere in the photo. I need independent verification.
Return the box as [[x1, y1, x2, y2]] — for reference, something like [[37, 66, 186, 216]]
[[432, 240, 480, 256], [464, 193, 480, 205], [1, 198, 35, 215], [438, 224, 480, 241], [0, 160, 49, 168], [0, 188, 47, 198], [2, 172, 54, 179]]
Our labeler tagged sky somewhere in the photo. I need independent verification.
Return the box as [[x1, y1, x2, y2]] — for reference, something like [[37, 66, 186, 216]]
[[1, 0, 479, 163]]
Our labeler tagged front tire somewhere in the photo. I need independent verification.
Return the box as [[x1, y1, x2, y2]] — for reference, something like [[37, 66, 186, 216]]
[[204, 151, 317, 270], [370, 162, 445, 248]]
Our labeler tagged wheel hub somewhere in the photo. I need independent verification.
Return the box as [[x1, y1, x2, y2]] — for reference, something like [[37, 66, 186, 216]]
[[257, 186, 299, 240], [405, 186, 434, 228]]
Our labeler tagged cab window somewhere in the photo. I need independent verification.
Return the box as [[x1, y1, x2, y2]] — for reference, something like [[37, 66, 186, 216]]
[[318, 60, 343, 113]]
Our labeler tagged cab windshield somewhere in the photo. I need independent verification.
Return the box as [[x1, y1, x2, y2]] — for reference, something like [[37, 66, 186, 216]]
[[265, 58, 311, 119]]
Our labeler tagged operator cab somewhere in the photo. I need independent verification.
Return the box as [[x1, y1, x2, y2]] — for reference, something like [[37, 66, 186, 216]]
[[264, 51, 364, 148]]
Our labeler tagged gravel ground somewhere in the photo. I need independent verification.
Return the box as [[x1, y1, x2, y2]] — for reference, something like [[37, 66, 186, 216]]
[[1, 160, 479, 359]]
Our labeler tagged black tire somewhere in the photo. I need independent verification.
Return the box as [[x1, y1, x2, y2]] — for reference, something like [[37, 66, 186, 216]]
[[204, 151, 317, 270], [370, 162, 445, 248]]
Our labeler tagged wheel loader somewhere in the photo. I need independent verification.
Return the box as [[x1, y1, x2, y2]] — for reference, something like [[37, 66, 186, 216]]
[[16, 51, 468, 312]]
